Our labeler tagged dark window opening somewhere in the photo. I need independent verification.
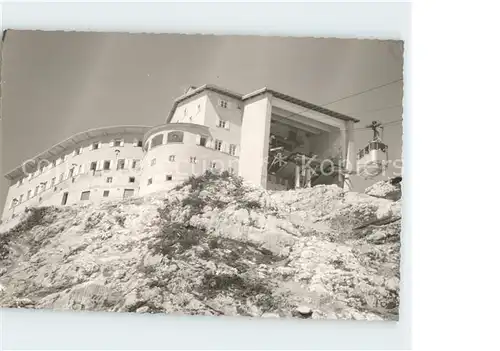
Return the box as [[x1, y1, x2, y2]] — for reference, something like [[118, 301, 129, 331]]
[[151, 134, 164, 148], [117, 159, 125, 170], [80, 191, 90, 201], [103, 190, 110, 197], [123, 189, 134, 198], [103, 161, 111, 170], [129, 177, 135, 183], [167, 131, 184, 143]]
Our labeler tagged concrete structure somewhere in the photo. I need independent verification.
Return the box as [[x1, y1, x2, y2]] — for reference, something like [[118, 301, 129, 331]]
[[2, 84, 359, 221]]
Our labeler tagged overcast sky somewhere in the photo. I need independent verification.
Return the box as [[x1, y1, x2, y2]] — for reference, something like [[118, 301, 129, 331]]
[[0, 30, 404, 214]]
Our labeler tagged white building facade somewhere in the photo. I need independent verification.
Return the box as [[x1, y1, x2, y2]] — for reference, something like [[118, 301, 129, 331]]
[[2, 85, 359, 222]]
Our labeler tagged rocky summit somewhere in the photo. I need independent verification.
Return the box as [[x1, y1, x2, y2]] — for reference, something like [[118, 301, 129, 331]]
[[0, 172, 402, 321]]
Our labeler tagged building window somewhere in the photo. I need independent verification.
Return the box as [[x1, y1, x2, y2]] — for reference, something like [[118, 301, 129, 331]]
[[69, 167, 74, 178], [129, 177, 135, 183], [51, 177, 56, 187], [210, 162, 217, 169], [106, 177, 113, 183], [137, 140, 143, 147], [117, 159, 125, 170], [103, 190, 110, 197], [59, 174, 64, 183], [214, 139, 223, 151], [27, 190, 32, 199], [52, 160, 57, 168], [113, 139, 122, 147], [189, 156, 197, 164], [199, 136, 207, 147], [80, 191, 90, 201], [165, 174, 173, 181], [34, 186, 39, 196], [90, 161, 97, 171], [217, 120, 227, 128], [19, 194, 24, 203], [219, 99, 228, 108], [103, 160, 111, 170], [131, 160, 139, 169], [151, 134, 164, 149], [228, 167, 235, 175], [229, 144, 237, 156], [151, 158, 156, 166], [92, 142, 99, 150], [10, 199, 18, 208], [147, 178, 153, 186], [75, 147, 81, 156], [169, 155, 175, 162], [123, 189, 134, 198], [167, 131, 184, 143]]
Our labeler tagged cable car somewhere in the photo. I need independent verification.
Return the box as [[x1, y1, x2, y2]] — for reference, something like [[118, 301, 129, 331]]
[[356, 121, 389, 179]]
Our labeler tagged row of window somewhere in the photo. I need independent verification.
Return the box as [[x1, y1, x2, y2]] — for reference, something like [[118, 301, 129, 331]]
[[181, 99, 231, 118], [17, 139, 143, 186], [89, 159, 140, 172], [80, 188, 135, 201], [144, 167, 235, 186], [146, 127, 236, 154], [10, 163, 140, 208], [147, 174, 174, 185]]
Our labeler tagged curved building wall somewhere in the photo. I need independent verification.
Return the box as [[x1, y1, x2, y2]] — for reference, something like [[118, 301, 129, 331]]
[[2, 131, 146, 221], [140, 124, 239, 195]]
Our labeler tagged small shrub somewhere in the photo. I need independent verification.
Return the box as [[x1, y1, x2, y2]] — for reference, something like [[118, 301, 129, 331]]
[[238, 200, 262, 210], [114, 215, 126, 227], [254, 292, 291, 313], [84, 212, 105, 231], [208, 238, 220, 249], [0, 206, 57, 260], [200, 273, 270, 299], [150, 223, 206, 259]]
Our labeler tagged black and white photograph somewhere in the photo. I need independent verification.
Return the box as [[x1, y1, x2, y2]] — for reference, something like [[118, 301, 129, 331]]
[[0, 30, 404, 321]]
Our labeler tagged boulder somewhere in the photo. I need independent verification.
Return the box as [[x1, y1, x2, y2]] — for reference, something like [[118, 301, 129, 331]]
[[364, 178, 402, 201]]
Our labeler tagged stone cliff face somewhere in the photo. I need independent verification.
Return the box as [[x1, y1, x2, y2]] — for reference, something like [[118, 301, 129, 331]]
[[0, 173, 402, 320]]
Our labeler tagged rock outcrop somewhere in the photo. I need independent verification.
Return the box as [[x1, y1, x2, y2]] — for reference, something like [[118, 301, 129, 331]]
[[0, 172, 401, 320], [364, 177, 402, 201]]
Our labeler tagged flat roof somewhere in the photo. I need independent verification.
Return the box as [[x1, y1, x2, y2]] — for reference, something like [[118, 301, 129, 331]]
[[4, 125, 151, 181], [165, 84, 360, 124]]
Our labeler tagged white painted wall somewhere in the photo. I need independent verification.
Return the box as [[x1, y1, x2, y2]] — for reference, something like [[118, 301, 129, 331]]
[[239, 94, 272, 187], [170, 94, 208, 125], [140, 127, 239, 196]]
